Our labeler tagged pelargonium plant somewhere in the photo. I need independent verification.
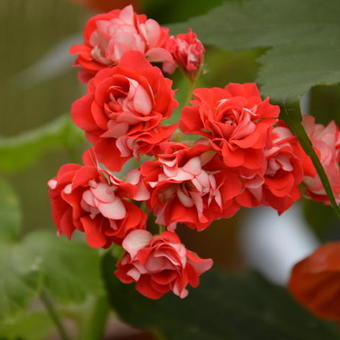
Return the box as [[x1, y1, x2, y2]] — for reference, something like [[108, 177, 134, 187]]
[[48, 4, 340, 304]]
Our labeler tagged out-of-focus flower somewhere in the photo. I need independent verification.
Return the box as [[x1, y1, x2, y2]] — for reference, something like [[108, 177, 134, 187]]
[[71, 51, 178, 171], [180, 83, 280, 172], [289, 241, 340, 322], [70, 5, 176, 82], [302, 115, 340, 205], [71, 0, 139, 13], [141, 142, 241, 231], [47, 150, 148, 248], [115, 229, 213, 299], [166, 29, 205, 80]]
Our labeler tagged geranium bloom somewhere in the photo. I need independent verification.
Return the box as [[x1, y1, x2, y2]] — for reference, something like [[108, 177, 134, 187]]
[[302, 115, 340, 204], [71, 51, 178, 171], [115, 230, 213, 299], [47, 151, 148, 248], [235, 125, 315, 213], [289, 242, 340, 322], [141, 142, 241, 231], [180, 83, 280, 172], [71, 0, 139, 13], [70, 5, 176, 82], [262, 126, 306, 213], [166, 29, 205, 79]]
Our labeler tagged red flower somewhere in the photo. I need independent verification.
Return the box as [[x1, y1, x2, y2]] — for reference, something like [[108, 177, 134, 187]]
[[235, 125, 314, 213], [262, 126, 306, 213], [115, 230, 213, 299], [71, 0, 139, 13], [70, 5, 176, 82], [140, 142, 241, 231], [166, 29, 205, 79], [302, 115, 340, 205], [180, 83, 279, 172], [71, 51, 178, 171], [47, 151, 149, 248], [289, 242, 340, 322]]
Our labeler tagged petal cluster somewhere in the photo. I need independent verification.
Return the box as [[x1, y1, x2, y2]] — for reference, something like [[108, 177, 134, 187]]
[[71, 51, 178, 171], [48, 152, 148, 248], [302, 115, 340, 204], [141, 142, 241, 231], [180, 83, 280, 171], [115, 230, 213, 299], [166, 29, 205, 79], [70, 5, 176, 82]]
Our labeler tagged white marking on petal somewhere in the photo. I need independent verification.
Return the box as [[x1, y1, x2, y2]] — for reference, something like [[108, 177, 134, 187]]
[[48, 179, 58, 189], [122, 230, 152, 258], [96, 197, 126, 220], [63, 184, 72, 194]]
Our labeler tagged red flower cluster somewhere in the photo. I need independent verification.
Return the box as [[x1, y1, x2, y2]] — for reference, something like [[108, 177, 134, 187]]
[[48, 5, 340, 300], [70, 5, 204, 82]]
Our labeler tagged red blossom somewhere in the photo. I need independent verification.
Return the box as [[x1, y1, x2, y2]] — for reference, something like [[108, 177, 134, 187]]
[[70, 0, 140, 13], [70, 5, 176, 82], [140, 142, 241, 231], [166, 29, 205, 79], [47, 151, 149, 248], [302, 115, 340, 205], [115, 230, 213, 299], [180, 83, 280, 172], [71, 51, 178, 171]]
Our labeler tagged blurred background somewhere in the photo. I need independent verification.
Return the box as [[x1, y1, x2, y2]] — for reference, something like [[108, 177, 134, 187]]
[[1, 0, 339, 339]]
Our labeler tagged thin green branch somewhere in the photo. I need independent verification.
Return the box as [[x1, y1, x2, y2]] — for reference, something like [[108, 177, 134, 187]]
[[83, 296, 110, 340], [282, 103, 340, 219], [40, 290, 71, 340]]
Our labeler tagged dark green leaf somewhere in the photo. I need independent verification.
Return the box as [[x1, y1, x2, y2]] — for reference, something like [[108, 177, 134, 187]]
[[0, 178, 21, 241], [0, 115, 84, 173], [102, 252, 340, 340], [170, 0, 340, 101]]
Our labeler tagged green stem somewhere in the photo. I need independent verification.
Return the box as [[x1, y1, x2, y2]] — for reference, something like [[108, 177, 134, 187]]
[[282, 103, 340, 219], [183, 77, 197, 108], [181, 60, 203, 109], [83, 296, 110, 340], [40, 290, 71, 340]]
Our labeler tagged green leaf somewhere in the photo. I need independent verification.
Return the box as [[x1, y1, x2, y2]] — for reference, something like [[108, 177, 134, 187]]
[[0, 312, 52, 340], [303, 200, 337, 240], [170, 0, 340, 101], [0, 242, 41, 322], [0, 115, 84, 173], [0, 178, 21, 241], [23, 231, 103, 303], [102, 252, 340, 340], [0, 231, 103, 322]]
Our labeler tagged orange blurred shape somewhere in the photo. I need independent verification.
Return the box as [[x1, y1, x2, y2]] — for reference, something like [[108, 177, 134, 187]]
[[288, 241, 340, 322], [72, 0, 139, 12]]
